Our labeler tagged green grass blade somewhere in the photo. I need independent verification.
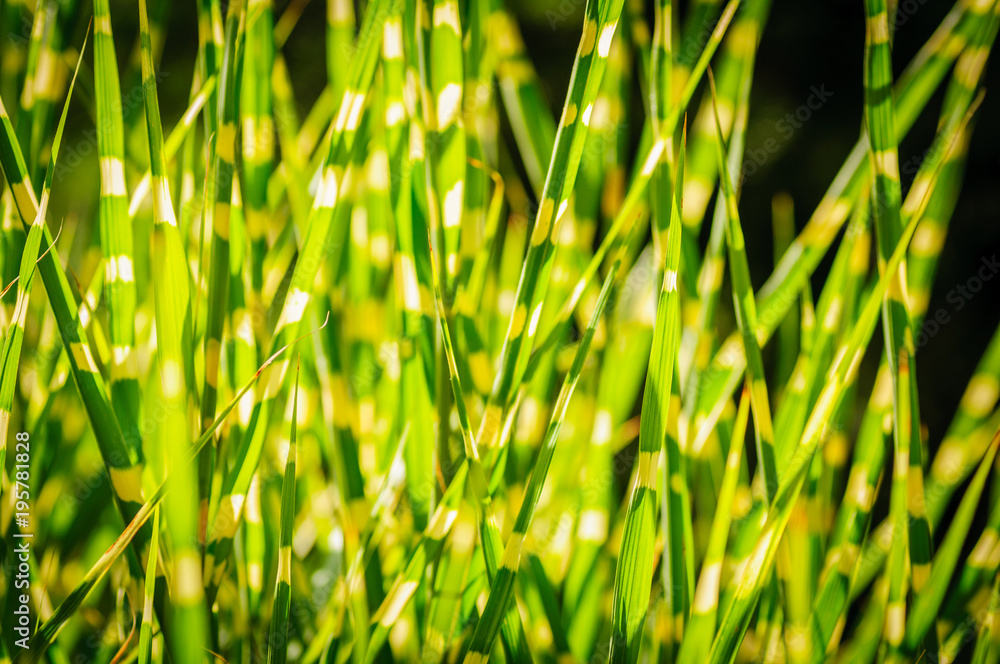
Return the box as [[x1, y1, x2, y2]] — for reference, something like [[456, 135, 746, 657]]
[[266, 360, 300, 664], [903, 429, 1000, 654], [709, 70, 777, 505], [138, 506, 161, 664], [608, 118, 685, 664], [137, 0, 207, 657], [677, 388, 750, 664], [93, 0, 141, 460], [477, 0, 627, 464], [466, 232, 622, 661]]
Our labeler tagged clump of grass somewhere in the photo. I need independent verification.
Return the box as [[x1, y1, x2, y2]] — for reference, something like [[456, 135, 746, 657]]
[[1, 0, 999, 662]]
